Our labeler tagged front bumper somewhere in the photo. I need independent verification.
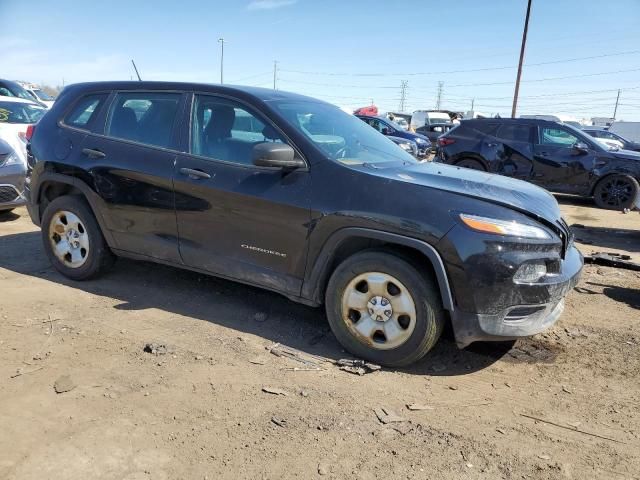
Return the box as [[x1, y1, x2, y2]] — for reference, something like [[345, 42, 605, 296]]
[[450, 245, 583, 347], [0, 163, 27, 210]]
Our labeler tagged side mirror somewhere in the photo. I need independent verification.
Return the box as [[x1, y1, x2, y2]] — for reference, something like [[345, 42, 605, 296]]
[[572, 141, 589, 154], [381, 127, 391, 135], [252, 142, 304, 169]]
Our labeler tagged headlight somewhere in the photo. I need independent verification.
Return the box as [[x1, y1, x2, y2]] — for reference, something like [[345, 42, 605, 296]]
[[414, 137, 426, 144], [399, 142, 412, 151], [460, 213, 551, 239], [0, 151, 24, 168]]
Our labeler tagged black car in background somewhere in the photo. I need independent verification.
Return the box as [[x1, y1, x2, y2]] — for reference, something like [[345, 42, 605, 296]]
[[26, 81, 582, 366], [582, 127, 640, 152], [436, 118, 640, 210], [0, 79, 46, 107], [355, 114, 431, 157], [416, 123, 454, 147]]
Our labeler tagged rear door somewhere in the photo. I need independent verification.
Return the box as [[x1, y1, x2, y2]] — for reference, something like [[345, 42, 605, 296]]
[[492, 123, 534, 179], [77, 90, 186, 262], [532, 125, 598, 194], [172, 93, 311, 296]]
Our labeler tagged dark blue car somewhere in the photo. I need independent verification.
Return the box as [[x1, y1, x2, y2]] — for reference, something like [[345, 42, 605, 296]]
[[356, 115, 431, 158]]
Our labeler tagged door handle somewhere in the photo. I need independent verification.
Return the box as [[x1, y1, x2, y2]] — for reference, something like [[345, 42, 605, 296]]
[[179, 167, 211, 180], [82, 148, 106, 159]]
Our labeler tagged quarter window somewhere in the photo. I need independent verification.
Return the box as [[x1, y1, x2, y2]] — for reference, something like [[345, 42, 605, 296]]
[[190, 95, 285, 165], [65, 94, 108, 129], [539, 127, 578, 147], [106, 92, 181, 149], [496, 124, 531, 143]]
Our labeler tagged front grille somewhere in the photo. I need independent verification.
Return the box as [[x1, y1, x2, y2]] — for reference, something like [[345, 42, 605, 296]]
[[0, 185, 19, 203], [555, 218, 573, 258]]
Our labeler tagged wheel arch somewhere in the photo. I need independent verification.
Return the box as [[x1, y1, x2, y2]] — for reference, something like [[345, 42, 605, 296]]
[[303, 228, 455, 312], [452, 154, 488, 170], [590, 171, 640, 196], [34, 173, 117, 248]]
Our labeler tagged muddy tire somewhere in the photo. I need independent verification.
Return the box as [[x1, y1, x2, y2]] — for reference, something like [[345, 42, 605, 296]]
[[593, 174, 639, 210], [41, 195, 114, 280], [455, 158, 486, 171], [325, 250, 445, 367]]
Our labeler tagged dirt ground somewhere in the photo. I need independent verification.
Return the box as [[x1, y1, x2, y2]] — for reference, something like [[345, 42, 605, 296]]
[[1, 197, 639, 480]]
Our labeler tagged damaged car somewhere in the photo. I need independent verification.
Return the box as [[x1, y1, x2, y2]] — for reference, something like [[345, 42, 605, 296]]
[[26, 82, 582, 366]]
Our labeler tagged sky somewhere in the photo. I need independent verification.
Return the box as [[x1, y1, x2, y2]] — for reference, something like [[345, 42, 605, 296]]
[[1, 0, 640, 121]]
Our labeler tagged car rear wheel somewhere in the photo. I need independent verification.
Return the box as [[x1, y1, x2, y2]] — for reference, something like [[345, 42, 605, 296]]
[[593, 174, 639, 210], [455, 158, 486, 171], [41, 195, 114, 280], [325, 251, 445, 367]]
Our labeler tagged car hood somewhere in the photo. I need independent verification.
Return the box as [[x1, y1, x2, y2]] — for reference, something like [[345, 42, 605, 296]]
[[376, 161, 562, 224], [611, 149, 640, 161], [403, 132, 431, 144]]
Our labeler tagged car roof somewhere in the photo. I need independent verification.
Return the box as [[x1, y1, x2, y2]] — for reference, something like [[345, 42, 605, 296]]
[[61, 81, 328, 105], [463, 117, 574, 127], [0, 95, 41, 105]]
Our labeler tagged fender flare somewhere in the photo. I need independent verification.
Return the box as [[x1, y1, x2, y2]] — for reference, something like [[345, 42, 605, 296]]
[[303, 227, 455, 311], [33, 172, 117, 248]]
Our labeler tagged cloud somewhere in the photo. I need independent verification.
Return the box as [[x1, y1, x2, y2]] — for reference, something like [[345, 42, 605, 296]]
[[247, 0, 297, 11]]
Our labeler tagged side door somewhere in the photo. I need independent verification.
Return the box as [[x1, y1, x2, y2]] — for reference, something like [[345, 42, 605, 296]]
[[173, 93, 311, 296], [78, 90, 186, 262], [532, 125, 598, 193], [492, 123, 535, 179]]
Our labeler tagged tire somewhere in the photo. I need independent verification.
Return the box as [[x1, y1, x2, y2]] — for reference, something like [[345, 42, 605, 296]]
[[325, 250, 445, 367], [455, 158, 486, 171], [0, 208, 15, 215], [41, 195, 114, 280], [593, 174, 639, 210]]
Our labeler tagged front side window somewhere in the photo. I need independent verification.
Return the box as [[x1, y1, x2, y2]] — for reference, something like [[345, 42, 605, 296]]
[[0, 101, 46, 124], [106, 92, 180, 148], [496, 124, 531, 143], [65, 94, 107, 129], [539, 127, 578, 147], [274, 101, 416, 166], [190, 94, 285, 165]]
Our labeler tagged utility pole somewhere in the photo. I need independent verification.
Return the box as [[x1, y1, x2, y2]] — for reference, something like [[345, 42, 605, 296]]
[[471, 98, 475, 111], [613, 89, 621, 120], [131, 59, 142, 81], [273, 60, 278, 90], [511, 0, 532, 118], [218, 38, 225, 84], [435, 81, 444, 110], [399, 80, 408, 112]]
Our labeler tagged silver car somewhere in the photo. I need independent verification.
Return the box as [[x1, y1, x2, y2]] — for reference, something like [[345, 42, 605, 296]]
[[0, 138, 27, 213]]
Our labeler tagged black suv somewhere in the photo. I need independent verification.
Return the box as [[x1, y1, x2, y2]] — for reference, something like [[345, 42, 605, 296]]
[[436, 118, 640, 210], [25, 82, 582, 367]]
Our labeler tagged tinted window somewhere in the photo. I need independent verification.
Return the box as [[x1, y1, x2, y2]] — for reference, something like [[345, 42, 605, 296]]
[[539, 127, 578, 147], [471, 122, 499, 136], [496, 124, 531, 142], [106, 92, 180, 148], [0, 101, 46, 124], [65, 94, 107, 129], [190, 94, 285, 165]]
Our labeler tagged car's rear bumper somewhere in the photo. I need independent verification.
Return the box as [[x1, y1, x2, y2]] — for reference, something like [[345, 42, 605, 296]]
[[450, 245, 582, 347]]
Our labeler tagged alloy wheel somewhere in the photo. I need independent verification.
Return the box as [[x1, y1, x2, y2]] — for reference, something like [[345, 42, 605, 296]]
[[598, 177, 635, 207]]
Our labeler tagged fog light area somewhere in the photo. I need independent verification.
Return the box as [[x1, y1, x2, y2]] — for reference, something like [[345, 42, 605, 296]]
[[514, 263, 547, 283]]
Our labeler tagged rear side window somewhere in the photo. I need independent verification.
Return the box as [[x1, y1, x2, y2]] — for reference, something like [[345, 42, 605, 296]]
[[472, 122, 499, 136], [65, 94, 108, 129], [106, 92, 181, 149], [496, 124, 532, 143]]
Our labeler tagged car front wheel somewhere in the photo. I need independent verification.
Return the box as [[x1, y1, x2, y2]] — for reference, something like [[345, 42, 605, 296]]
[[593, 174, 639, 210], [325, 251, 445, 367]]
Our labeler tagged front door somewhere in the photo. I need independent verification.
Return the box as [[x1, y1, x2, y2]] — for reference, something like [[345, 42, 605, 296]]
[[79, 90, 186, 262], [492, 123, 534, 179], [532, 125, 597, 194], [173, 94, 311, 296]]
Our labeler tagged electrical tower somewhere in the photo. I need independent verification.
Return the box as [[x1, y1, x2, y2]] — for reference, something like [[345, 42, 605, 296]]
[[435, 81, 444, 110], [399, 80, 408, 112], [273, 60, 278, 90]]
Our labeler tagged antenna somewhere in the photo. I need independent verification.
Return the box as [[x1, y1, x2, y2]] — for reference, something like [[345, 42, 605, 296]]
[[131, 60, 142, 81]]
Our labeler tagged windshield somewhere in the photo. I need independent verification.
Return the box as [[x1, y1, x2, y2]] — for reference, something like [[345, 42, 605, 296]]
[[0, 82, 35, 101], [33, 89, 54, 101], [0, 101, 47, 124], [273, 101, 417, 166]]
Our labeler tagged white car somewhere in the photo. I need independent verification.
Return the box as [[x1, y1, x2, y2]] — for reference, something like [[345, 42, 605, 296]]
[[0, 96, 47, 163], [19, 83, 56, 108]]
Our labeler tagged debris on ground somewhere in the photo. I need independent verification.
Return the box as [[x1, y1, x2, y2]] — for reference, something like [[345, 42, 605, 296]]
[[248, 357, 267, 365], [143, 343, 174, 355], [53, 375, 76, 394], [262, 386, 288, 396], [317, 462, 330, 476], [336, 358, 381, 375], [271, 416, 287, 427], [520, 413, 626, 444], [266, 342, 328, 368], [406, 403, 434, 411], [584, 252, 640, 271], [374, 407, 406, 424]]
